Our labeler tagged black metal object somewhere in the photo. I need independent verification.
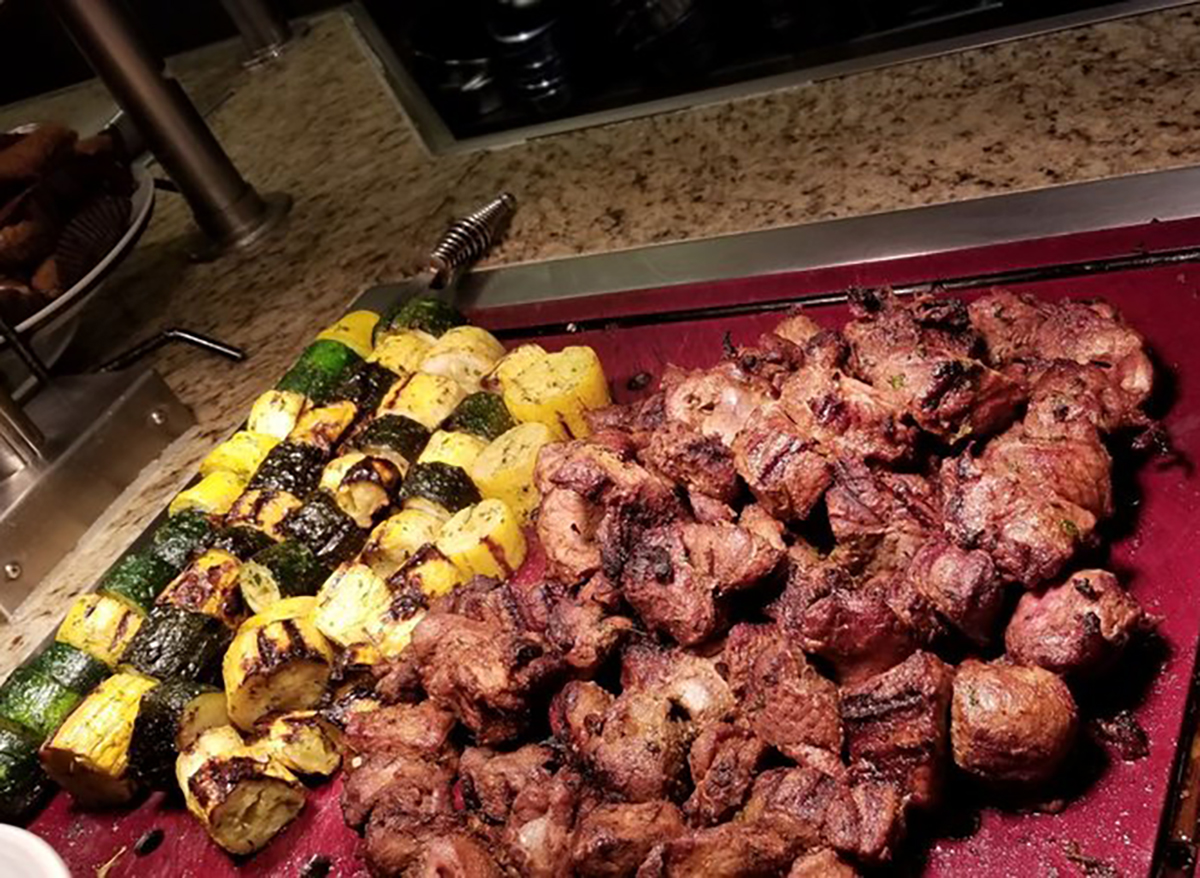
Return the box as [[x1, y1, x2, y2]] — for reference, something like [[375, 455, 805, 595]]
[[97, 328, 246, 373], [46, 0, 291, 253], [429, 192, 518, 286], [218, 0, 296, 63]]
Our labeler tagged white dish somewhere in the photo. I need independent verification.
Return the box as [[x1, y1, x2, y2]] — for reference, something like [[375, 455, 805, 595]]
[[0, 825, 71, 878]]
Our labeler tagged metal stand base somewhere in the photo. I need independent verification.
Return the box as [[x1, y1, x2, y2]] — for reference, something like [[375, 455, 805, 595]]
[[0, 370, 193, 620], [242, 20, 310, 69], [186, 191, 292, 263]]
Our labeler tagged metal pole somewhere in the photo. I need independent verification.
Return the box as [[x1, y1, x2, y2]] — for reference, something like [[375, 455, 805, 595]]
[[46, 0, 290, 253], [219, 0, 295, 63]]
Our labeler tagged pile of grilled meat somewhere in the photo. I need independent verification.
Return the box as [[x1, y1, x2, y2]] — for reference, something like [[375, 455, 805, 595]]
[[339, 288, 1161, 877]]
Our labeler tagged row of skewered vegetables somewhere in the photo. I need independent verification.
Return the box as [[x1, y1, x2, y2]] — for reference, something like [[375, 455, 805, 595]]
[[0, 295, 610, 854]]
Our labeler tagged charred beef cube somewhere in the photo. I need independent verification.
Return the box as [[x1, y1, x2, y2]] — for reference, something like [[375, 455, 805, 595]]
[[788, 849, 861, 878], [683, 723, 768, 826], [638, 421, 740, 504], [637, 821, 804, 878], [1005, 569, 1147, 679], [731, 405, 832, 522], [841, 651, 954, 809], [722, 623, 843, 760], [570, 800, 685, 878], [457, 744, 558, 825]]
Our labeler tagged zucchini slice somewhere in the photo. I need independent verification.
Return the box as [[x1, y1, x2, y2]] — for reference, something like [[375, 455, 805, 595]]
[[151, 511, 216, 570], [280, 492, 367, 567], [223, 608, 334, 730], [247, 389, 308, 441], [168, 471, 247, 517], [0, 667, 82, 739], [378, 371, 466, 431], [502, 345, 611, 440], [468, 421, 556, 524], [287, 400, 358, 452], [129, 680, 228, 791], [121, 605, 232, 684], [354, 414, 430, 470], [157, 549, 245, 629], [99, 551, 177, 613], [332, 361, 400, 411], [400, 461, 482, 520], [316, 310, 379, 359], [248, 441, 328, 498], [388, 544, 466, 601], [29, 642, 109, 696], [210, 525, 276, 561], [40, 672, 158, 807], [444, 392, 517, 442], [378, 296, 466, 339], [239, 540, 331, 615], [0, 718, 52, 824], [225, 488, 304, 541], [276, 339, 363, 405], [177, 725, 305, 855], [436, 499, 528, 581], [361, 509, 444, 579], [321, 453, 402, 529], [199, 431, 279, 481], [251, 710, 341, 777], [56, 593, 143, 668], [314, 563, 393, 648]]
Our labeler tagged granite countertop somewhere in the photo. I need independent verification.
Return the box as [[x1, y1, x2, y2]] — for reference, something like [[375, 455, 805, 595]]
[[3, 4, 1200, 671]]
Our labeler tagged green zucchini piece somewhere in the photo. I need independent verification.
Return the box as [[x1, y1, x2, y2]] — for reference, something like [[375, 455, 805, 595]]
[[240, 540, 331, 614], [99, 551, 177, 612], [400, 462, 481, 516], [248, 440, 328, 498], [29, 643, 109, 696], [277, 339, 363, 404], [0, 667, 82, 739], [355, 414, 430, 464], [210, 525, 276, 560], [444, 392, 516, 442], [378, 296, 466, 339], [0, 718, 52, 824], [334, 361, 401, 411], [151, 511, 215, 570], [280, 492, 367, 567], [120, 605, 232, 685], [129, 681, 228, 791]]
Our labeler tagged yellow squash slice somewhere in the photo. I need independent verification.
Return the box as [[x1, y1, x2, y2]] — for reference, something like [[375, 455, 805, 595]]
[[56, 593, 143, 667], [469, 422, 557, 523], [502, 346, 610, 440], [314, 563, 393, 648], [378, 372, 466, 430], [436, 499, 527, 580], [158, 549, 245, 629], [247, 389, 308, 441], [369, 329, 435, 375], [361, 509, 444, 579], [316, 310, 379, 359], [199, 431, 280, 481], [169, 471, 247, 517]]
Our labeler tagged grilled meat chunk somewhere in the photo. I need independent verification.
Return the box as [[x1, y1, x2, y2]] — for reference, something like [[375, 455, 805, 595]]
[[742, 762, 904, 864], [778, 361, 916, 464], [941, 425, 1111, 587], [951, 659, 1079, 785], [663, 362, 774, 447], [774, 565, 916, 685], [457, 743, 559, 826], [538, 487, 604, 583], [503, 770, 580, 878], [723, 623, 843, 758], [411, 579, 564, 745], [841, 651, 955, 809], [551, 647, 734, 802], [640, 421, 740, 503], [968, 289, 1153, 411], [636, 821, 803, 878], [683, 722, 769, 826], [412, 834, 503, 878], [843, 289, 1024, 440], [571, 800, 686, 878], [732, 404, 833, 521], [903, 538, 1005, 648], [618, 522, 783, 646], [1005, 569, 1147, 678]]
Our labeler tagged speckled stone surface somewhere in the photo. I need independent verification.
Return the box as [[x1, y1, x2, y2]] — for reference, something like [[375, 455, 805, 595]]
[[4, 5, 1200, 671]]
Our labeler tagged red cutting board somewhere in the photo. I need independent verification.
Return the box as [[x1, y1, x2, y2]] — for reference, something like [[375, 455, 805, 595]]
[[28, 222, 1200, 877]]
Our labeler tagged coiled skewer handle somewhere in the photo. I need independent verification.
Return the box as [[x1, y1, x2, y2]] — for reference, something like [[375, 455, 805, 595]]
[[428, 192, 518, 287]]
